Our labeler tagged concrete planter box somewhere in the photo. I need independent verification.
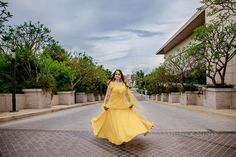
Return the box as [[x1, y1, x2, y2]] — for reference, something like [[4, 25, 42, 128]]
[[168, 92, 181, 103], [51, 95, 59, 106], [22, 89, 52, 109], [195, 91, 203, 106], [232, 92, 236, 109], [0, 94, 26, 112], [204, 88, 235, 109], [180, 91, 197, 105], [87, 93, 95, 102], [150, 94, 156, 100], [161, 93, 168, 102], [156, 94, 161, 101], [101, 94, 105, 100], [76, 92, 87, 103], [95, 94, 102, 101], [57, 91, 75, 105]]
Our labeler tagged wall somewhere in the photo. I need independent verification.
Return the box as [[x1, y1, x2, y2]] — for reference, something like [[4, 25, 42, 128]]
[[0, 94, 26, 112]]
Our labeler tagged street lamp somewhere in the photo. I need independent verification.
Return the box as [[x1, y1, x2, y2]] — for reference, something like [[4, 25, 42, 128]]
[[11, 52, 17, 112]]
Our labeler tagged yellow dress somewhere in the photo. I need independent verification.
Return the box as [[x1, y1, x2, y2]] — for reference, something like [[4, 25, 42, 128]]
[[91, 81, 153, 145]]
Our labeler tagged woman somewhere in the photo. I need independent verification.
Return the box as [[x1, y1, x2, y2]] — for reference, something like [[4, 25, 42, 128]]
[[91, 69, 153, 145]]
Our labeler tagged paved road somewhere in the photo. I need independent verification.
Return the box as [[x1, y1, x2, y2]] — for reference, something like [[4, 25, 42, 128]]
[[0, 101, 236, 157], [1, 101, 236, 132]]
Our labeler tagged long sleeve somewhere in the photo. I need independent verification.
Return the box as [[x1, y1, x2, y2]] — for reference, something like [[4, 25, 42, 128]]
[[101, 82, 113, 111], [126, 88, 146, 114], [104, 85, 112, 107], [125, 87, 136, 105]]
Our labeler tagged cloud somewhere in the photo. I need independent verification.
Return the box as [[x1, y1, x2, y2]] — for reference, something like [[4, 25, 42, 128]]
[[122, 28, 163, 37], [7, 0, 201, 74]]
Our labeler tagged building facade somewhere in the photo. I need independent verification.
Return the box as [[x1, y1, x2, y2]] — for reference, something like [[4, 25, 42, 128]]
[[156, 8, 236, 86]]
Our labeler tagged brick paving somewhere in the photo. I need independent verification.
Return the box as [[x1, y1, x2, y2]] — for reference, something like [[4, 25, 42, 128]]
[[0, 129, 235, 157]]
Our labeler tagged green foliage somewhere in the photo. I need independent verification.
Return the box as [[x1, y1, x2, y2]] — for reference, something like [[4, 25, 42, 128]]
[[0, 21, 55, 53], [14, 48, 58, 92], [0, 21, 58, 92], [0, 1, 12, 33], [188, 11, 236, 86], [15, 47, 40, 89], [55, 62, 72, 91], [165, 85, 180, 93], [143, 66, 170, 94], [0, 9, 114, 94], [205, 84, 234, 88], [90, 66, 110, 94], [38, 54, 59, 93], [164, 47, 206, 89], [42, 43, 69, 62], [131, 70, 145, 91], [199, 0, 236, 16], [73, 53, 110, 94], [71, 52, 97, 93], [180, 84, 198, 92], [0, 52, 11, 92]]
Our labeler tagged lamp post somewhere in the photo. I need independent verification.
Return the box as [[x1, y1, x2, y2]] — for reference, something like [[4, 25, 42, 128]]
[[11, 52, 17, 112]]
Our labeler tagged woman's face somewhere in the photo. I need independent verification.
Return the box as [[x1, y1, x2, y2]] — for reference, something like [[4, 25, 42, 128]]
[[114, 71, 121, 81]]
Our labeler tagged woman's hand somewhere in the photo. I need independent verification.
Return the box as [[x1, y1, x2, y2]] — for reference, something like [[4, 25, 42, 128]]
[[129, 104, 134, 109], [104, 106, 109, 111]]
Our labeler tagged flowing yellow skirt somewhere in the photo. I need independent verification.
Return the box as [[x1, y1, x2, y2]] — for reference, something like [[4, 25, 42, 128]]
[[91, 108, 153, 145]]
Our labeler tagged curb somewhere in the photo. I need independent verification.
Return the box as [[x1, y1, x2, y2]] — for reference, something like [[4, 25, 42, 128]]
[[0, 101, 101, 123], [148, 100, 236, 120]]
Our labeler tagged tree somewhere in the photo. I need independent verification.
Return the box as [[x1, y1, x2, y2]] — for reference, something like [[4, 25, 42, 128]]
[[0, 1, 12, 92], [0, 21, 57, 91], [43, 43, 69, 62], [164, 47, 205, 90], [0, 1, 12, 33], [0, 51, 11, 92], [54, 52, 101, 92], [200, 0, 236, 16], [70, 52, 97, 92], [0, 21, 55, 54], [90, 65, 110, 94], [37, 54, 60, 93], [131, 70, 145, 92], [144, 66, 170, 94], [188, 1, 236, 86]]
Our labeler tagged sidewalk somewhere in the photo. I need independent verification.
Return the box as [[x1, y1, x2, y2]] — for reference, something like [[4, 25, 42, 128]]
[[1, 100, 236, 124], [150, 100, 236, 119], [0, 101, 101, 123]]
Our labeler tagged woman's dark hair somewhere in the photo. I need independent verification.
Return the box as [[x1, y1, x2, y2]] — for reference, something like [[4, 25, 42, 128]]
[[108, 69, 128, 87]]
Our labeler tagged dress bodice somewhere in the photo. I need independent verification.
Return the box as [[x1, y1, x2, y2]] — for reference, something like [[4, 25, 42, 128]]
[[107, 81, 130, 109]]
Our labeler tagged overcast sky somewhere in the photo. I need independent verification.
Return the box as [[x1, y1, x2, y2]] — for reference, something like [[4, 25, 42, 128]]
[[6, 0, 201, 74]]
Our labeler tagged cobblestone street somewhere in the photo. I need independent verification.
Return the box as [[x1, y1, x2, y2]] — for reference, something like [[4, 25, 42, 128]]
[[0, 102, 236, 157], [1, 129, 236, 157]]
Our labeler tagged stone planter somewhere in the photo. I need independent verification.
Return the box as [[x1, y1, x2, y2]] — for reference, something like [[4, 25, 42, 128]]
[[57, 91, 75, 105], [95, 94, 102, 101], [51, 95, 59, 106], [204, 88, 235, 109], [161, 93, 168, 102], [168, 92, 181, 103], [0, 93, 26, 112], [195, 91, 203, 106], [180, 91, 197, 105], [76, 92, 87, 103], [150, 94, 156, 100], [22, 89, 51, 109], [87, 93, 95, 102], [101, 94, 105, 100], [232, 92, 236, 109], [156, 94, 161, 101]]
